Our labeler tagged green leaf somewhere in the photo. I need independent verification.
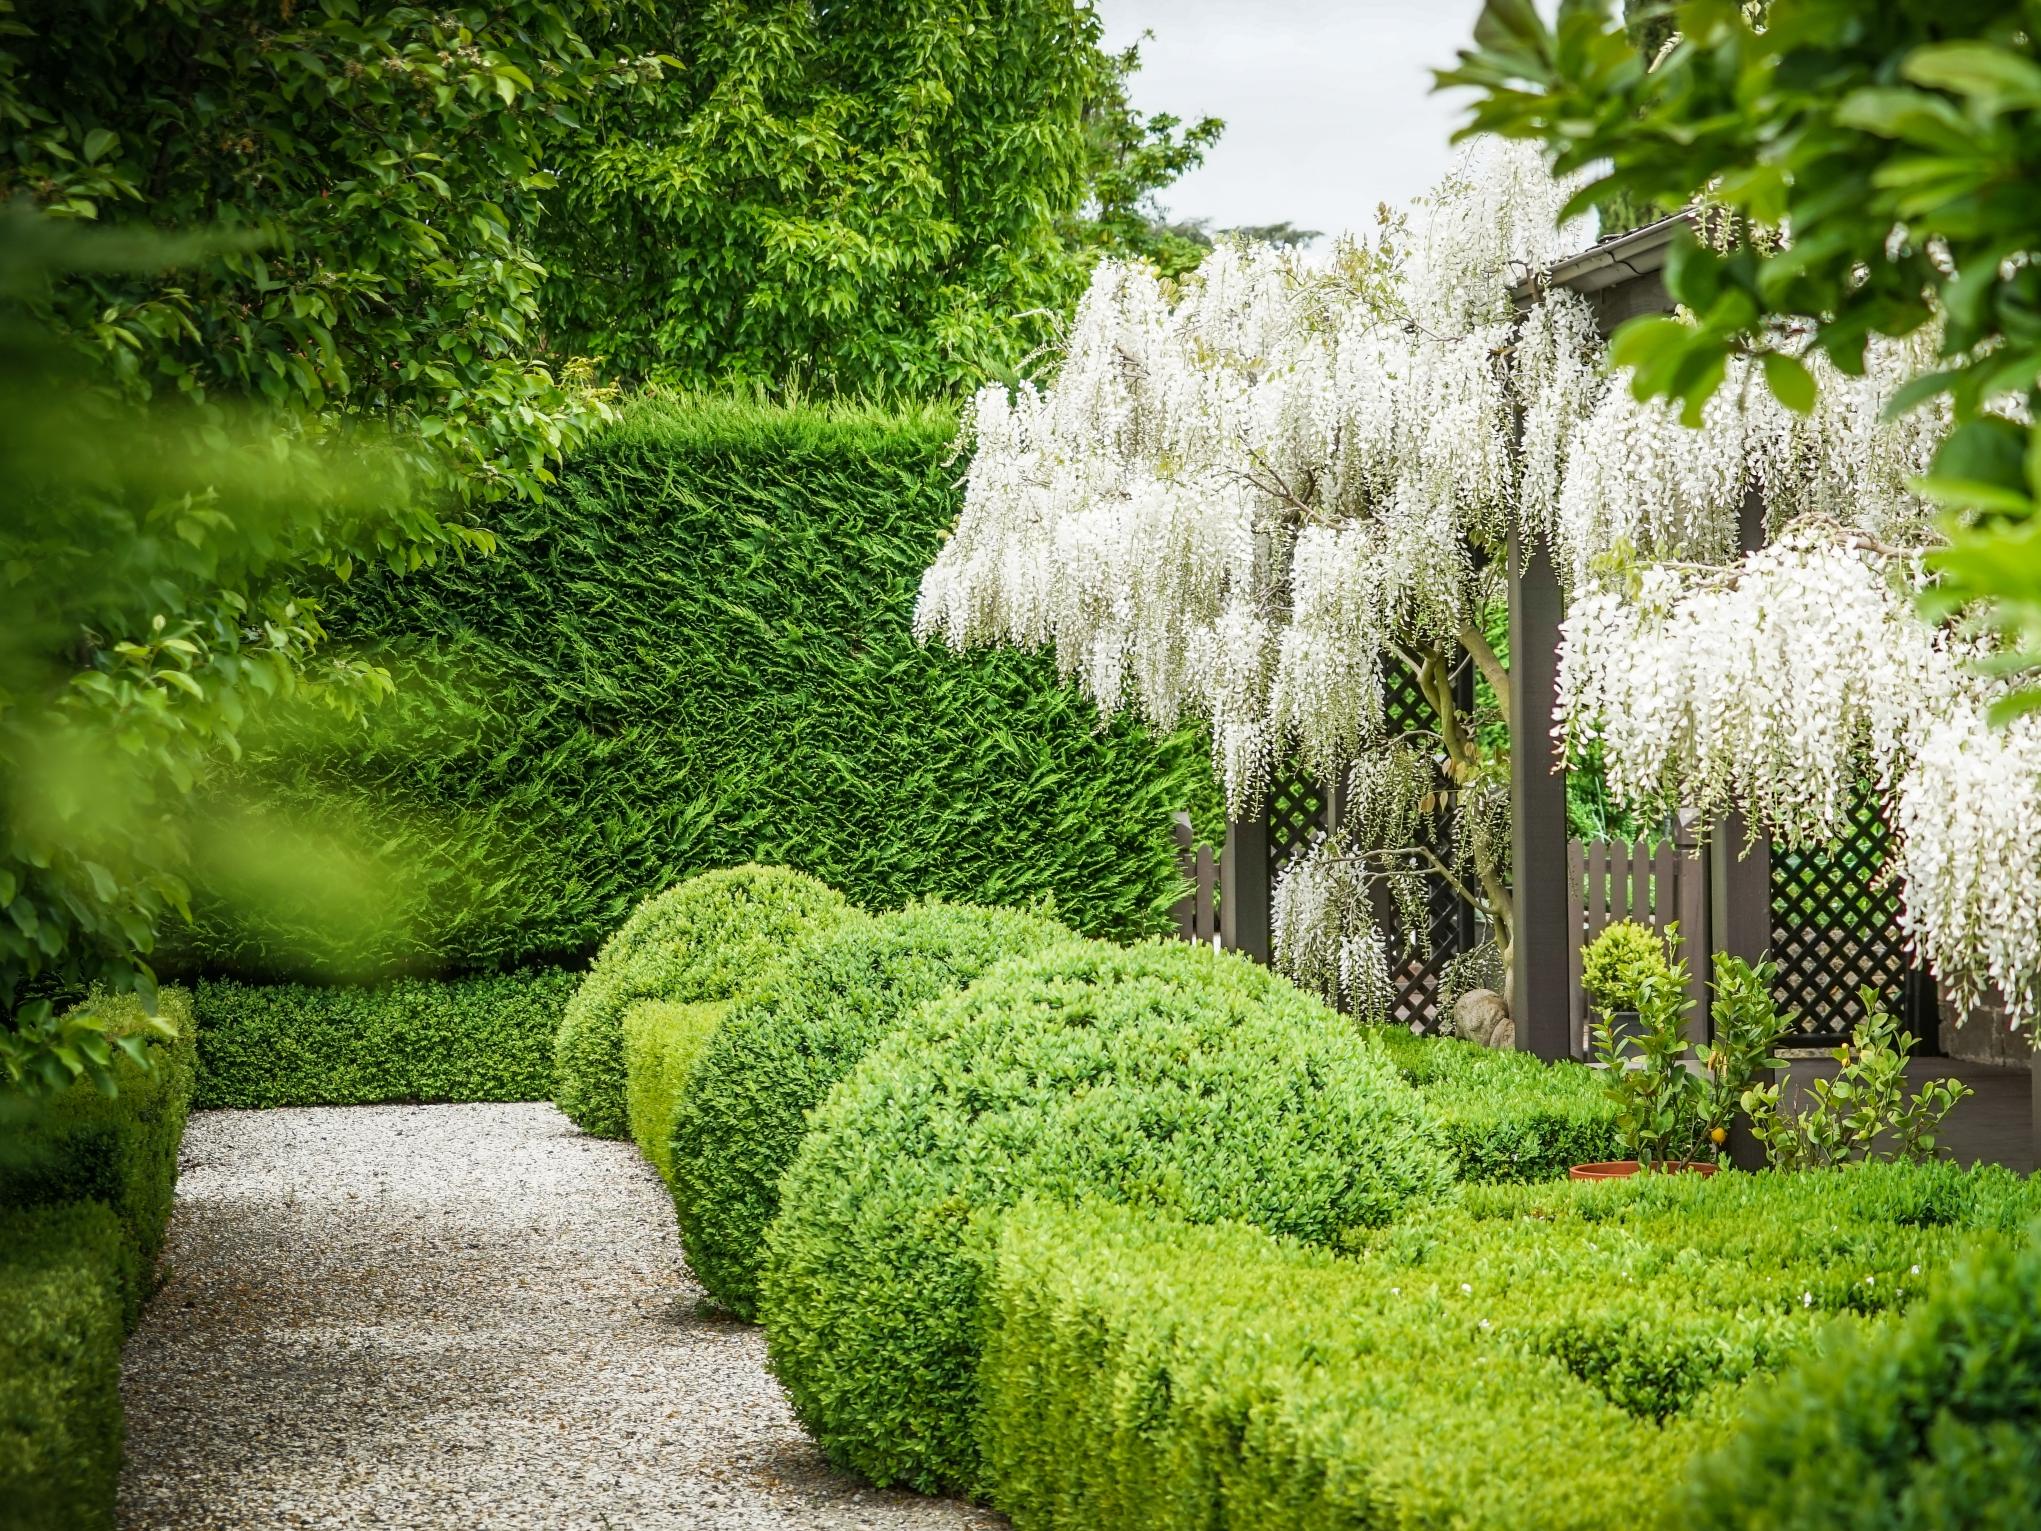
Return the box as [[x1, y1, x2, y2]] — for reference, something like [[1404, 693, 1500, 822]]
[[1761, 351, 1817, 415]]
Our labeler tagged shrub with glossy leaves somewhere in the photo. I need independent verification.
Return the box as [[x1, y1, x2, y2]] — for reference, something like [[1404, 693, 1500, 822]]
[[671, 900, 1073, 1318], [759, 938, 1456, 1493], [553, 866, 856, 1139], [623, 1000, 728, 1189]]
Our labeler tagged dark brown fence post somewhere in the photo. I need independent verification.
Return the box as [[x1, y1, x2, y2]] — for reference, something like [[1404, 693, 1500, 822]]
[[1221, 804, 1271, 965]]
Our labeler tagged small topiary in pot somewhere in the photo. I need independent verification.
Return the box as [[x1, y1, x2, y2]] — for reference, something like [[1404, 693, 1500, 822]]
[[552, 865, 857, 1139], [669, 899, 1073, 1319], [757, 937, 1458, 1495]]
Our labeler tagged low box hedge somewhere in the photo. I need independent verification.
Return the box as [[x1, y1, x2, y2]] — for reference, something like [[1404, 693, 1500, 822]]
[[196, 967, 576, 1109], [1357, 1024, 1621, 1181], [554, 865, 858, 1139], [622, 999, 729, 1188], [760, 938, 1456, 1494], [670, 899, 1072, 1318], [0, 1203, 129, 1531], [1, 989, 197, 1323], [976, 1162, 2041, 1531]]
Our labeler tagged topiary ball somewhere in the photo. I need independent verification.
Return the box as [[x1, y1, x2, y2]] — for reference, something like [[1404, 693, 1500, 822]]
[[551, 865, 856, 1138], [758, 938, 1457, 1494], [670, 900, 1073, 1319]]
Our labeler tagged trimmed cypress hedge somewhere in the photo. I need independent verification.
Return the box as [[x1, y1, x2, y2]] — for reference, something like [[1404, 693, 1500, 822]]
[[1357, 1025, 1621, 1181], [0, 1203, 128, 1531], [195, 969, 576, 1109], [759, 939, 1456, 1494], [184, 397, 1216, 979], [622, 999, 728, 1188], [977, 1164, 2041, 1531], [671, 899, 1073, 1319], [1, 989, 197, 1324], [554, 865, 857, 1139]]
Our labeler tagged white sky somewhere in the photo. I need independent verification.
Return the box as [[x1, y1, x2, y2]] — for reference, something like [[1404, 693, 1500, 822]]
[[1097, 1, 1495, 243]]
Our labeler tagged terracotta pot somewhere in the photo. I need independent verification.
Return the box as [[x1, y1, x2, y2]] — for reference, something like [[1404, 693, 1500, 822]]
[[1568, 1159, 1718, 1181]]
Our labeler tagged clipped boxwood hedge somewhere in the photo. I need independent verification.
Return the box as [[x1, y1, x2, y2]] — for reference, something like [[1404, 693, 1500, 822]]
[[759, 938, 1457, 1494], [1682, 1227, 2041, 1531], [1358, 1024, 1621, 1181], [622, 999, 728, 1188], [1, 989, 196, 1323], [195, 968, 576, 1109], [670, 899, 1072, 1318], [0, 1203, 128, 1531], [181, 398, 1218, 979], [979, 1163, 2041, 1531], [554, 865, 857, 1139]]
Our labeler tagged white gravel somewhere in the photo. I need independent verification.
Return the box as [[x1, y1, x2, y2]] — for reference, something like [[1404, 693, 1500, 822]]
[[119, 1103, 1005, 1531]]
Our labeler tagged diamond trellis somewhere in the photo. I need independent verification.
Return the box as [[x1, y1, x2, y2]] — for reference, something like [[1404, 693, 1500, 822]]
[[1769, 786, 1919, 1044], [1263, 662, 1474, 1032]]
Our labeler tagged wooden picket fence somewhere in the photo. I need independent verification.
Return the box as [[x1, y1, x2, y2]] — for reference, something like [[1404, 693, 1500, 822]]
[[1566, 831, 1709, 1055], [1172, 813, 1220, 947]]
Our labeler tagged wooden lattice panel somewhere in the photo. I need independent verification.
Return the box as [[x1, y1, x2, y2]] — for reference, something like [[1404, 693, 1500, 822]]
[[1266, 772, 1329, 871], [1769, 788, 1912, 1043]]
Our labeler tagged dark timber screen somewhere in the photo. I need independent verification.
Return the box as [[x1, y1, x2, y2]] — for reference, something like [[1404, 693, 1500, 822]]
[[1768, 786, 1936, 1048]]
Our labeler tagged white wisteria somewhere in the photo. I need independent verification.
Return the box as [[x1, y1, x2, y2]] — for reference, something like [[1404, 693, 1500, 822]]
[[917, 137, 2040, 1028]]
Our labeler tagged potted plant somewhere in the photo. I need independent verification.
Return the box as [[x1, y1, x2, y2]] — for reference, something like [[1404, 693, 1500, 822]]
[[1576, 943, 1716, 1178], [1580, 919, 1672, 1048]]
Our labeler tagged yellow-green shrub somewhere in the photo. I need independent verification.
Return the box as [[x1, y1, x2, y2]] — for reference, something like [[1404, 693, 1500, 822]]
[[623, 1000, 728, 1188]]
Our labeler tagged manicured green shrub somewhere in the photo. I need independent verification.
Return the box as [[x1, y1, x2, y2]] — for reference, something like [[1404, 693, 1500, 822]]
[[195, 969, 576, 1110], [1681, 1228, 2041, 1531], [671, 900, 1073, 1318], [0, 989, 196, 1323], [554, 866, 857, 1139], [623, 1000, 729, 1188], [1358, 1025, 1621, 1180], [759, 938, 1457, 1494], [979, 1162, 2041, 1531], [0, 1203, 128, 1531], [187, 398, 1218, 979]]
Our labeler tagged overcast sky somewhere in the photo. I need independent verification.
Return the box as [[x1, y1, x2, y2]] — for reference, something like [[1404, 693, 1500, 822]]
[[1097, 1, 1494, 243]]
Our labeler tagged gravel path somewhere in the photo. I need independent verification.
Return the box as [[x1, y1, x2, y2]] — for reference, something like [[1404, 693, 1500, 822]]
[[119, 1103, 1005, 1531]]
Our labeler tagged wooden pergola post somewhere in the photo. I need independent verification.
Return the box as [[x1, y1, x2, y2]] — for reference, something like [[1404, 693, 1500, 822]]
[[1510, 216, 1693, 1061], [1508, 521, 1574, 1059]]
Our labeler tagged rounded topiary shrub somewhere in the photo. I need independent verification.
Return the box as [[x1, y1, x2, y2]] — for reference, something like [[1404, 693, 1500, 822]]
[[670, 900, 1073, 1319], [552, 865, 856, 1138], [758, 938, 1457, 1494], [1679, 1229, 2041, 1531]]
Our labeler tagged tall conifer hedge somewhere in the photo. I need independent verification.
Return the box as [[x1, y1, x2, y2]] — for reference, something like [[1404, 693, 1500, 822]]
[[189, 399, 1213, 977]]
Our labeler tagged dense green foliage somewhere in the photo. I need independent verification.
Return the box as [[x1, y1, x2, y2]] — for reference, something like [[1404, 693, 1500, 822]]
[[623, 999, 728, 1189], [1684, 1226, 2041, 1531], [671, 900, 1073, 1318], [978, 1163, 2041, 1531], [0, 989, 195, 1324], [1359, 1026, 1620, 1180], [554, 866, 856, 1139], [193, 969, 574, 1110], [759, 939, 1456, 1494], [0, 989, 198, 1531], [194, 400, 1214, 978], [0, 4, 642, 1061], [541, 5, 1219, 394], [1445, 0, 2041, 711], [0, 1202, 127, 1531]]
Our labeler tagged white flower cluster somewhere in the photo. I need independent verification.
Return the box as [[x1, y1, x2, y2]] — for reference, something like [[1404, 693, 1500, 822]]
[[915, 139, 1581, 814]]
